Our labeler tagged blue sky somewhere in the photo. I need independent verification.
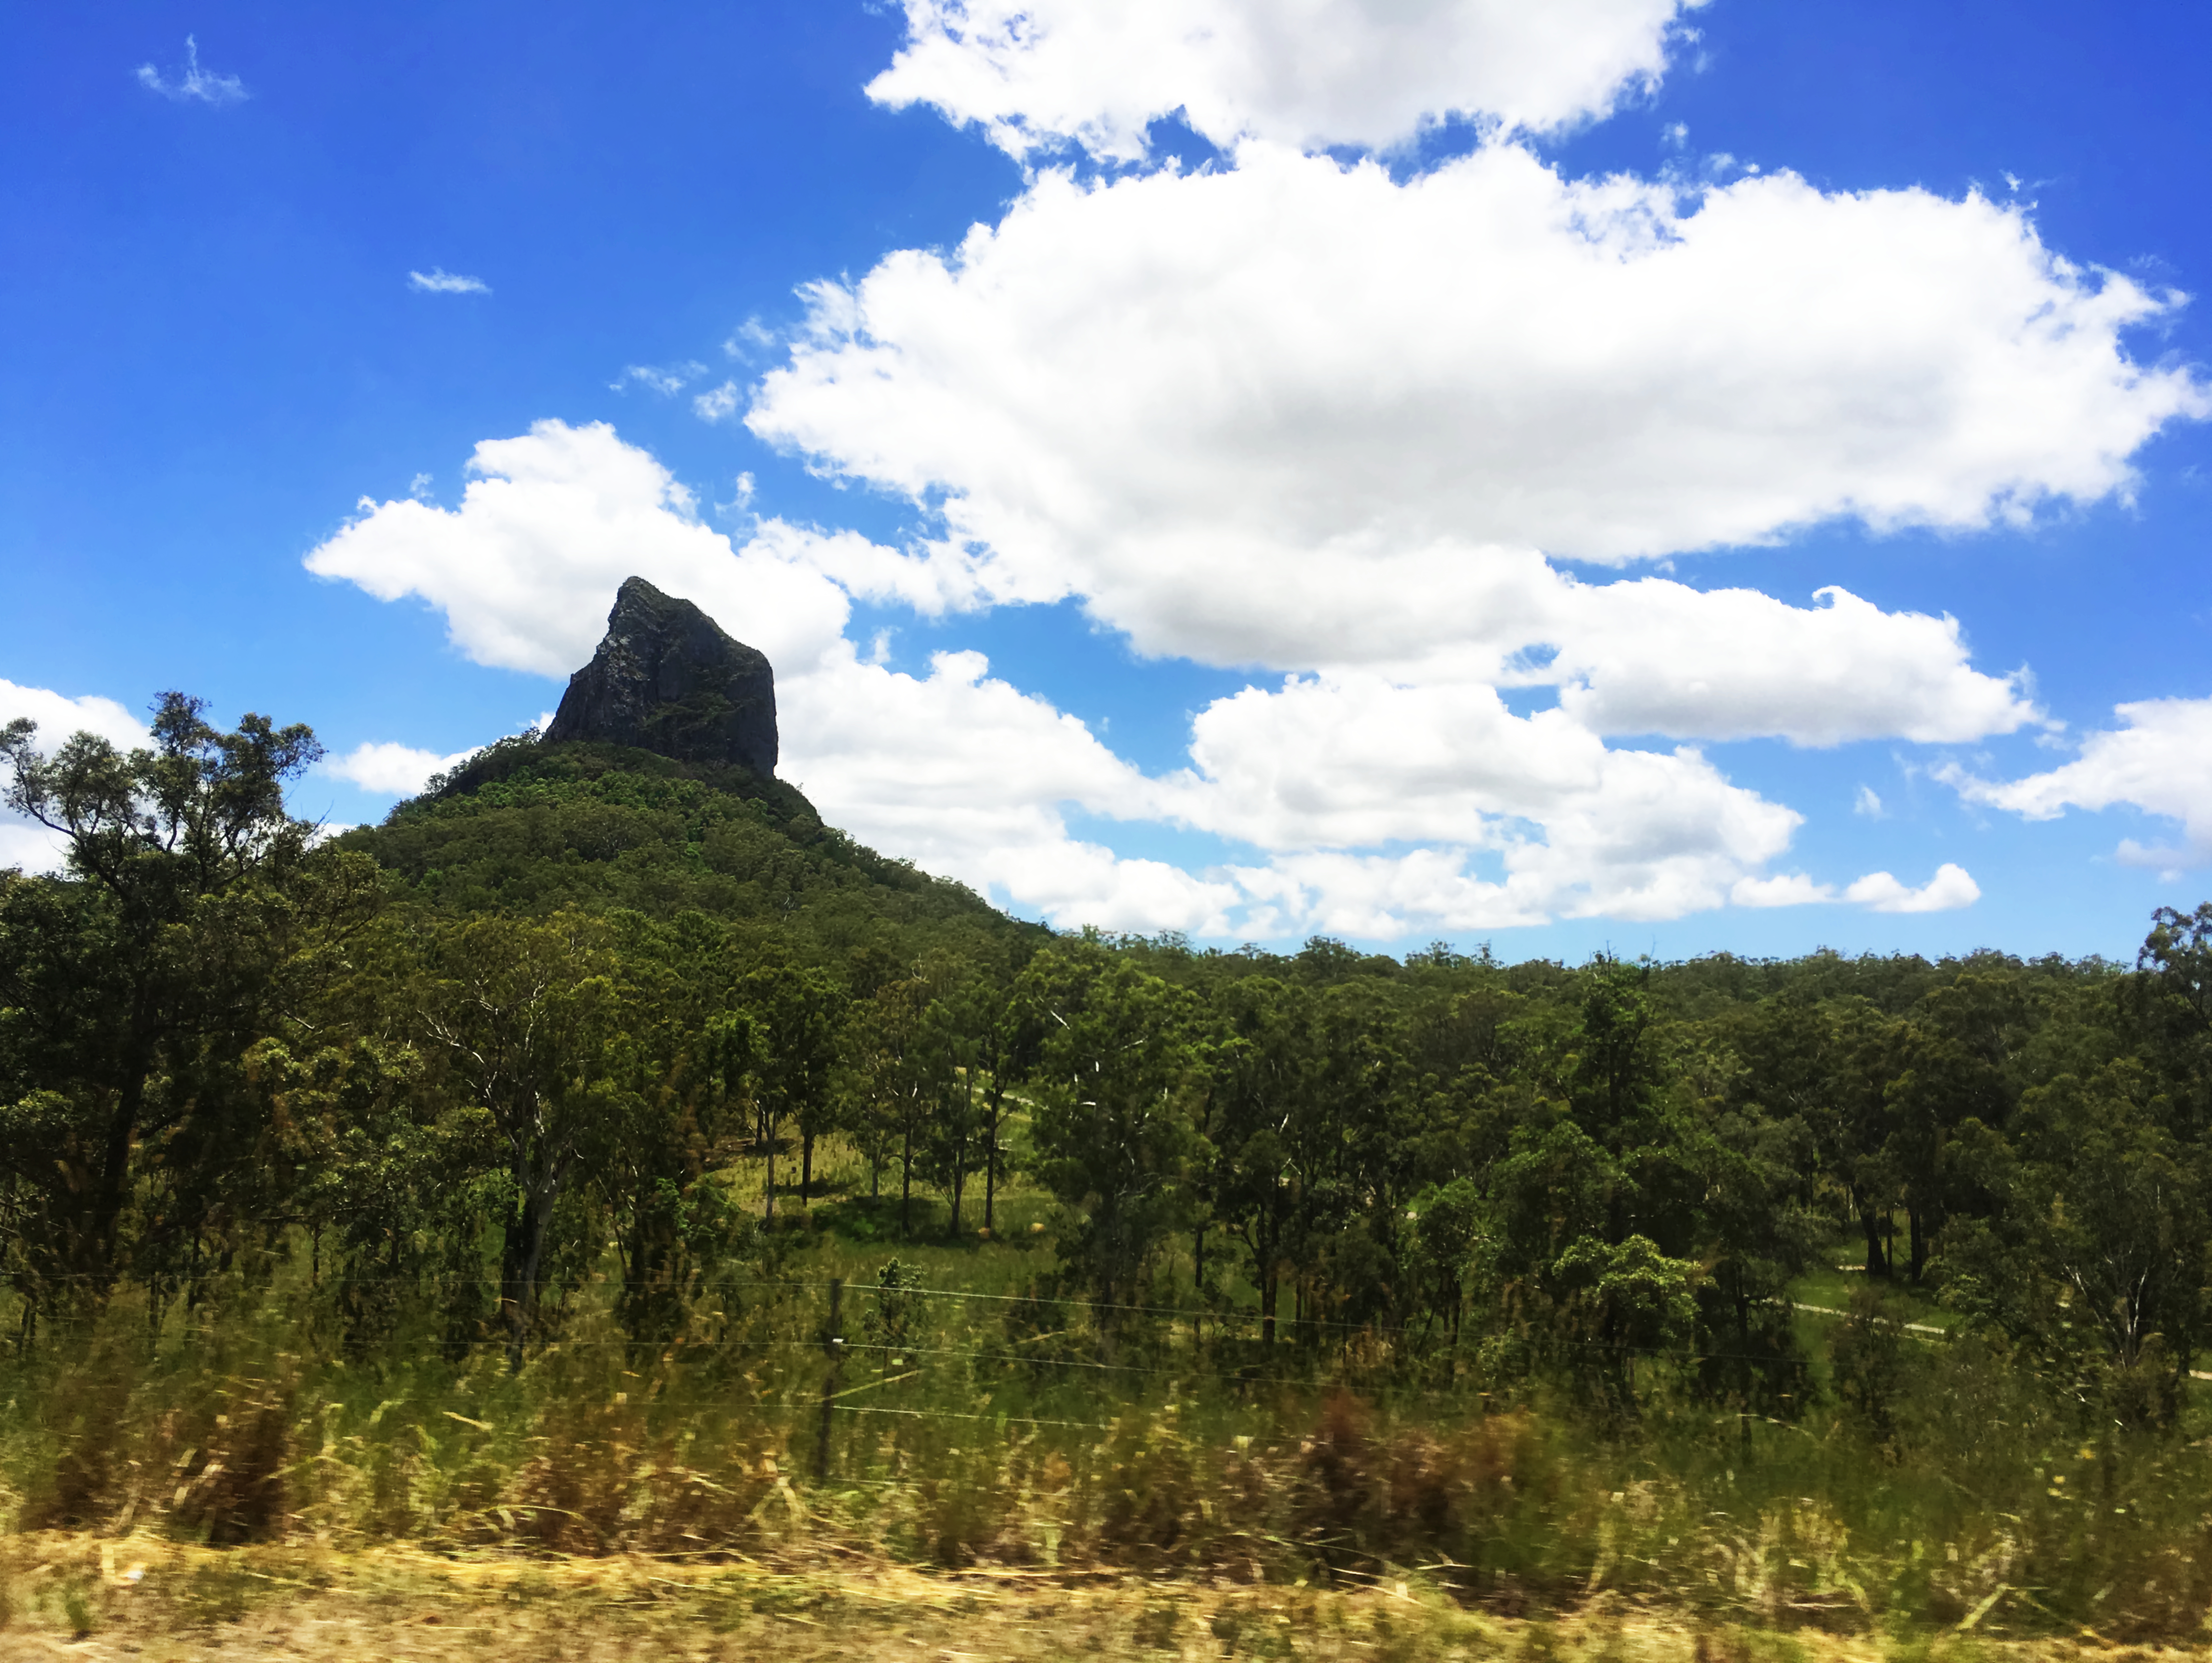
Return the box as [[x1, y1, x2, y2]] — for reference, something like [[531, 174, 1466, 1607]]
[[7, 0, 2212, 962]]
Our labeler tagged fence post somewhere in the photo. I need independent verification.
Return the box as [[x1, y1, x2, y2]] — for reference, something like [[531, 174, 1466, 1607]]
[[816, 1276, 844, 1484]]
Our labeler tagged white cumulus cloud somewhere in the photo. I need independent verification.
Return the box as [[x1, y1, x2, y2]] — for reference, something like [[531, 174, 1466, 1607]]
[[752, 146, 2201, 688], [1950, 697, 2212, 870], [0, 823, 71, 874], [1162, 673, 1797, 870], [322, 741, 473, 797], [0, 681, 153, 874], [307, 0, 2212, 939], [1731, 872, 1836, 909], [0, 681, 152, 755], [1537, 579, 2034, 746], [867, 0, 1701, 161], [302, 422, 1193, 929], [1843, 863, 1981, 914], [308, 420, 851, 679], [409, 269, 491, 296], [305, 422, 1874, 936]]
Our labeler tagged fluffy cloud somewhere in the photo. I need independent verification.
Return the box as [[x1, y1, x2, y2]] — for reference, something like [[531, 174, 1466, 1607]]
[[303, 422, 1200, 929], [1153, 666, 1983, 927], [322, 741, 473, 797], [1843, 863, 1982, 914], [1164, 674, 1796, 865], [1727, 864, 1981, 913], [0, 681, 153, 874], [306, 0, 2191, 939], [1539, 579, 2033, 746], [0, 681, 151, 755], [753, 148, 2201, 699], [867, 0, 1700, 160], [1953, 697, 2212, 869], [1732, 872, 1836, 909], [304, 423, 1969, 935], [306, 421, 854, 679]]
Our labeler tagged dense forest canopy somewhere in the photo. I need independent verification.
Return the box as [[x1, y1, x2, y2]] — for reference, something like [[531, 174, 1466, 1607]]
[[7, 698, 2212, 1630], [5, 698, 2210, 1391]]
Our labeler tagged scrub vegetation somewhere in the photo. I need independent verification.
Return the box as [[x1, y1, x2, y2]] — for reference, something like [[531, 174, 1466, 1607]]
[[5, 698, 2212, 1653]]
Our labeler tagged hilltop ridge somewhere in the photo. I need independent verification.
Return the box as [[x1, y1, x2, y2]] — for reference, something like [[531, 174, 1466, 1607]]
[[342, 580, 1018, 947]]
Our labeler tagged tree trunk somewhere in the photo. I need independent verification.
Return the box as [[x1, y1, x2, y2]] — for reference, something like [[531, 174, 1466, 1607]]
[[1859, 1200, 1890, 1278], [801, 1132, 814, 1205], [503, 1164, 564, 1367], [983, 1092, 999, 1233], [765, 1118, 777, 1223], [1192, 1218, 1206, 1346], [91, 1053, 152, 1275], [901, 1115, 913, 1235]]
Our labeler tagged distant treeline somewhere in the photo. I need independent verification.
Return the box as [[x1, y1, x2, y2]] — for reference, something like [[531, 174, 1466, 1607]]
[[5, 695, 2211, 1438]]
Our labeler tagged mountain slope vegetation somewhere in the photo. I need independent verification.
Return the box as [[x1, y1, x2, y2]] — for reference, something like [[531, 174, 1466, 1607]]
[[344, 734, 1024, 955], [5, 702, 2212, 1644]]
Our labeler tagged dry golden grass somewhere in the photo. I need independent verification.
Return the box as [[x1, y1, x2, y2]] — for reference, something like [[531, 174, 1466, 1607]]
[[0, 1534, 2194, 1663]]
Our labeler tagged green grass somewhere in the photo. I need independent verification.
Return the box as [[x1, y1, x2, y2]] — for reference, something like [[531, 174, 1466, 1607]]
[[1786, 1232, 1957, 1332], [8, 1161, 2212, 1641]]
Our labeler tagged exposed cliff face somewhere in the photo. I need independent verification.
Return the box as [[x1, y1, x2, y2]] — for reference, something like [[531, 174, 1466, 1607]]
[[543, 577, 778, 775]]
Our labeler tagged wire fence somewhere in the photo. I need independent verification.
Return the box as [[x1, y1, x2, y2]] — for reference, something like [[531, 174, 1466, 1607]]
[[5, 1264, 1935, 1342], [0, 1252, 1934, 1445]]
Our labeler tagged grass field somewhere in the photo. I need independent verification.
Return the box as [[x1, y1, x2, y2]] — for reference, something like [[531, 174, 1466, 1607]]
[[0, 1531, 2149, 1661], [6, 1134, 2211, 1654], [1786, 1242, 1956, 1337]]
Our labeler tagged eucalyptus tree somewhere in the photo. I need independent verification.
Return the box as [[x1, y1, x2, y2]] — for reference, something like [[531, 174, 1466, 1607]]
[[0, 694, 371, 1309], [849, 974, 948, 1233], [1940, 1054, 2209, 1425], [415, 910, 628, 1355], [938, 956, 1040, 1235], [1024, 944, 1200, 1323], [1881, 971, 2026, 1282], [1207, 978, 1316, 1345], [2138, 902, 2212, 1134], [736, 962, 844, 1218]]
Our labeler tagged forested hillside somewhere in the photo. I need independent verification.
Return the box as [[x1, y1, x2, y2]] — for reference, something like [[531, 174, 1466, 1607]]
[[346, 732, 1023, 948], [6, 699, 2212, 1640]]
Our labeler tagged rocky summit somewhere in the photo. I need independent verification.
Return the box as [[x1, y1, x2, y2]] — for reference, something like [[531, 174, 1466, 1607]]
[[544, 576, 778, 775]]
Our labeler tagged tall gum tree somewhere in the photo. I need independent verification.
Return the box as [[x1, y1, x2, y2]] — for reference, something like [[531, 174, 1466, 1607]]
[[0, 694, 369, 1307]]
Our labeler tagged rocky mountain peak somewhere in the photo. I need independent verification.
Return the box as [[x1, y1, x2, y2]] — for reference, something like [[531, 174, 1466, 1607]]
[[543, 576, 778, 775]]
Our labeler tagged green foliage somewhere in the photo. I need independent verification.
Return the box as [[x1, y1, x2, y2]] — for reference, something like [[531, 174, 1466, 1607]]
[[15, 699, 2212, 1639], [864, 1256, 926, 1351], [1550, 1233, 1697, 1410], [1024, 946, 1199, 1316], [0, 694, 375, 1306], [346, 738, 1021, 959]]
